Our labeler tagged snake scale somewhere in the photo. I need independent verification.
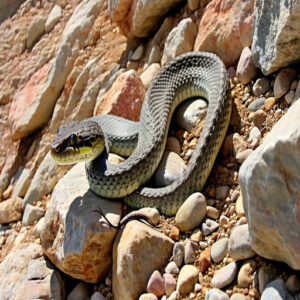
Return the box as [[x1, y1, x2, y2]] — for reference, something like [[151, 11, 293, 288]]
[[51, 52, 232, 216]]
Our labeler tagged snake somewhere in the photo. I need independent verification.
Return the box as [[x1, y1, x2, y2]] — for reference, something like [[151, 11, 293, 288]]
[[51, 52, 232, 216]]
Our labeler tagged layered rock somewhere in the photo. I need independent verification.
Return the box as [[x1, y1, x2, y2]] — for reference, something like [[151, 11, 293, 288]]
[[239, 99, 300, 269], [252, 0, 300, 75], [193, 0, 255, 66]]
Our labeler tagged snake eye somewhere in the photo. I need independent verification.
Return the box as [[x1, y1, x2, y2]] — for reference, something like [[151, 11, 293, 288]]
[[69, 134, 77, 146]]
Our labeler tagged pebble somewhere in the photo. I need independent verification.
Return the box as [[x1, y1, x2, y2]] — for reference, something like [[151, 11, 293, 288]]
[[66, 282, 89, 300], [264, 97, 276, 111], [190, 228, 203, 243], [166, 137, 181, 155], [188, 0, 200, 11], [169, 226, 180, 241], [175, 193, 207, 232], [168, 291, 180, 300], [108, 153, 125, 164], [173, 242, 185, 267], [212, 262, 238, 289], [131, 45, 144, 60], [194, 283, 202, 293], [235, 195, 245, 217], [253, 109, 267, 129], [236, 149, 253, 163], [249, 127, 262, 142], [237, 259, 257, 288], [201, 219, 219, 236], [230, 293, 247, 300], [252, 78, 271, 96], [205, 288, 230, 300], [285, 274, 300, 294], [148, 44, 161, 65], [285, 90, 295, 104], [231, 190, 240, 202], [163, 273, 176, 297], [206, 206, 219, 219], [261, 278, 291, 300], [210, 238, 229, 263], [22, 204, 44, 226], [258, 265, 280, 293], [236, 217, 248, 226], [139, 293, 158, 300], [165, 261, 179, 274], [199, 241, 208, 249], [184, 240, 197, 264], [228, 224, 255, 260], [236, 47, 257, 84], [248, 97, 266, 111], [177, 265, 199, 296], [273, 67, 297, 99], [198, 247, 211, 272], [219, 215, 229, 227], [137, 207, 160, 226], [140, 63, 160, 89], [233, 133, 247, 156], [147, 270, 164, 297], [216, 186, 230, 199], [274, 108, 282, 119], [290, 79, 298, 90], [91, 292, 105, 300]]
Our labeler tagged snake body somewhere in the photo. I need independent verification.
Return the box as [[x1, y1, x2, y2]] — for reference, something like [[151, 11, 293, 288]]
[[52, 52, 232, 216]]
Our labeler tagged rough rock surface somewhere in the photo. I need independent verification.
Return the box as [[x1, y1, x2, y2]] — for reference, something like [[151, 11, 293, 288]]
[[0, 243, 65, 300], [0, 0, 25, 23], [40, 162, 122, 283], [194, 0, 255, 66], [239, 99, 300, 269], [252, 0, 300, 75], [113, 220, 174, 300], [0, 196, 22, 224]]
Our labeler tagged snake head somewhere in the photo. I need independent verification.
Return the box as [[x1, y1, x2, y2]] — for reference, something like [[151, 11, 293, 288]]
[[51, 120, 105, 165]]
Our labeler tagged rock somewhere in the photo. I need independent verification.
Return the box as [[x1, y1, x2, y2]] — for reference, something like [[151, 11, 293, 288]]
[[154, 151, 186, 187], [198, 247, 211, 272], [94, 70, 145, 121], [249, 127, 262, 142], [201, 219, 219, 236], [22, 152, 60, 208], [12, 167, 33, 197], [173, 242, 185, 267], [236, 149, 253, 164], [236, 47, 258, 84], [274, 68, 297, 99], [205, 288, 230, 300], [0, 197, 22, 224], [264, 97, 276, 111], [131, 45, 144, 61], [212, 262, 238, 289], [0, 243, 65, 300], [140, 63, 160, 89], [228, 224, 256, 260], [235, 195, 245, 217], [216, 186, 229, 200], [252, 78, 271, 96], [113, 221, 174, 300], [169, 226, 180, 241], [232, 133, 247, 156], [253, 109, 267, 129], [194, 0, 255, 66], [177, 265, 199, 296], [211, 238, 229, 263], [161, 18, 197, 65], [0, 0, 26, 23], [165, 261, 179, 274], [239, 100, 300, 269], [188, 0, 199, 11], [148, 44, 161, 65], [166, 137, 181, 155], [219, 215, 229, 227], [191, 228, 203, 242], [147, 270, 164, 297], [26, 16, 45, 49], [163, 273, 176, 297], [108, 0, 185, 37], [66, 282, 89, 300], [261, 279, 293, 300], [176, 99, 207, 132], [168, 291, 180, 300], [206, 206, 219, 219], [22, 204, 44, 226], [237, 260, 257, 288], [248, 97, 266, 111], [108, 153, 125, 165], [175, 192, 207, 232], [286, 274, 300, 294], [184, 240, 197, 264], [285, 90, 295, 104], [252, 0, 300, 75], [139, 293, 158, 300], [230, 294, 247, 300], [258, 265, 280, 293], [45, 5, 62, 33], [137, 207, 160, 226], [40, 163, 122, 283], [91, 292, 106, 300]]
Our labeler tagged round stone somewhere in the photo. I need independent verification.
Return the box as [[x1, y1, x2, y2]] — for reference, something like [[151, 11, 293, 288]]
[[211, 238, 229, 263], [237, 259, 257, 288], [177, 265, 199, 296], [172, 242, 184, 267], [212, 262, 238, 289], [205, 288, 230, 300]]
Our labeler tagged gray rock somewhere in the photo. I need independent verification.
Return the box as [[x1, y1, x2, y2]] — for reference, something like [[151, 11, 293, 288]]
[[201, 219, 219, 236], [239, 99, 300, 269], [148, 44, 161, 65], [131, 45, 144, 61], [26, 16, 45, 49], [248, 97, 266, 111], [252, 78, 271, 96], [236, 47, 257, 84], [161, 18, 197, 65], [230, 294, 247, 300], [228, 224, 256, 260], [176, 99, 207, 132], [211, 238, 229, 263], [154, 151, 186, 187], [175, 192, 207, 232], [252, 0, 300, 75], [22, 204, 44, 226], [45, 4, 62, 33], [212, 262, 238, 289], [285, 90, 295, 104], [12, 167, 33, 197], [261, 279, 293, 300], [66, 282, 89, 300], [173, 242, 185, 267], [184, 240, 197, 264], [91, 292, 106, 300], [0, 0, 26, 23], [205, 288, 230, 300], [286, 274, 300, 294], [216, 186, 229, 200], [258, 265, 280, 293], [274, 67, 297, 99]]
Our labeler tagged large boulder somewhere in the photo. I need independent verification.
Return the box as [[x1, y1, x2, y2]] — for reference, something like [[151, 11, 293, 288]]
[[108, 0, 185, 37], [252, 0, 300, 75], [239, 100, 300, 269], [193, 0, 255, 66]]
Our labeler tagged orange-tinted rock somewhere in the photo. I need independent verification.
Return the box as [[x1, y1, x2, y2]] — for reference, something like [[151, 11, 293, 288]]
[[193, 0, 255, 66], [94, 70, 145, 121], [198, 247, 211, 273]]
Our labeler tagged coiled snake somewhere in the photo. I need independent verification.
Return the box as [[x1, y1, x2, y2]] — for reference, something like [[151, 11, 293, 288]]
[[51, 52, 232, 216]]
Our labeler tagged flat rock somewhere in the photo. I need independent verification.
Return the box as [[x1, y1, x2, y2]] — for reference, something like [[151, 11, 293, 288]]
[[177, 265, 199, 296], [252, 0, 300, 74], [40, 162, 122, 283], [175, 192, 207, 232], [248, 97, 265, 111], [228, 224, 256, 260], [22, 204, 44, 226], [113, 220, 174, 300], [131, 45, 144, 61], [161, 18, 197, 65], [205, 288, 230, 300], [0, 243, 65, 300], [184, 240, 197, 264], [194, 0, 255, 66], [0, 197, 22, 224], [239, 99, 300, 269], [211, 238, 229, 263], [45, 4, 62, 33], [236, 47, 257, 84], [212, 262, 238, 289]]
